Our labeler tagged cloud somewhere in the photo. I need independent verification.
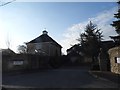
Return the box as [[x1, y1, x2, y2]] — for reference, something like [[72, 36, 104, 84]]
[[60, 7, 117, 55]]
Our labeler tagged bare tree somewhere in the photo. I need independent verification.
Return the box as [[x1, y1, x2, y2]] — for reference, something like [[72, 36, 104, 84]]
[[17, 44, 27, 54], [0, 0, 16, 7], [6, 34, 11, 49]]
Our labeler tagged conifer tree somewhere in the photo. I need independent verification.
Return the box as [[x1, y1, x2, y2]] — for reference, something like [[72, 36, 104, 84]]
[[78, 21, 103, 62], [111, 1, 120, 35]]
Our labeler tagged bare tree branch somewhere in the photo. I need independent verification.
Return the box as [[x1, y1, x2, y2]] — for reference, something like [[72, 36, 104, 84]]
[[0, 0, 16, 7], [6, 33, 11, 49]]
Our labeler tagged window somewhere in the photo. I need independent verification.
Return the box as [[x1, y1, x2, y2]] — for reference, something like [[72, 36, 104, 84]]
[[115, 57, 120, 64], [13, 60, 24, 65], [117, 57, 120, 63]]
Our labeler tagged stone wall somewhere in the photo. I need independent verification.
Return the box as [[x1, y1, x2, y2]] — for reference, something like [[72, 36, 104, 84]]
[[108, 46, 120, 74]]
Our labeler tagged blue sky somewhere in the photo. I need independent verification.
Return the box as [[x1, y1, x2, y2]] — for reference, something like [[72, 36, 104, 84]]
[[0, 2, 118, 54]]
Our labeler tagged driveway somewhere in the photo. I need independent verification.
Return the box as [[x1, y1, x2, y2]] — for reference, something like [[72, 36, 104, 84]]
[[2, 66, 119, 88]]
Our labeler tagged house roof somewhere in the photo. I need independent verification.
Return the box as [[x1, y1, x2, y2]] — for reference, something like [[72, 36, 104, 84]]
[[1, 48, 16, 55], [110, 35, 120, 39], [101, 40, 115, 51], [27, 31, 62, 48]]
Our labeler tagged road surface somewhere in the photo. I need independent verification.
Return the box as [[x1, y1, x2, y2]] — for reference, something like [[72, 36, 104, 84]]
[[2, 66, 119, 88]]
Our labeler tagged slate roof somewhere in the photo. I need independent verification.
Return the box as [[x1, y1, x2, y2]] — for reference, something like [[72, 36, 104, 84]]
[[101, 40, 115, 50], [27, 32, 62, 48], [1, 48, 16, 55], [110, 35, 120, 39]]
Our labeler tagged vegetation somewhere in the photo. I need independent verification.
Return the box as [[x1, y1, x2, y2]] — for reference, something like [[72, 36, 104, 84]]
[[78, 21, 103, 63], [111, 1, 120, 35], [17, 44, 27, 54]]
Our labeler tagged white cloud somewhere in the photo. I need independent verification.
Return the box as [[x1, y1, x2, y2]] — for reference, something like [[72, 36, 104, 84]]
[[60, 7, 117, 55]]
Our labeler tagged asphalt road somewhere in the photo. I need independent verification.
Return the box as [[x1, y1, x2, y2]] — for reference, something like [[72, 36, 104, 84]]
[[2, 66, 119, 88]]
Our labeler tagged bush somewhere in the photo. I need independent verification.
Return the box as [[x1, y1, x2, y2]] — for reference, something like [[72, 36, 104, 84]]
[[49, 56, 61, 69], [91, 64, 100, 70]]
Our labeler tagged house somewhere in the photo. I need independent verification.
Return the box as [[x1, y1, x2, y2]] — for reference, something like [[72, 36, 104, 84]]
[[1, 48, 16, 55], [26, 30, 62, 56], [110, 35, 120, 46], [67, 44, 85, 57], [101, 40, 115, 51], [67, 44, 85, 64]]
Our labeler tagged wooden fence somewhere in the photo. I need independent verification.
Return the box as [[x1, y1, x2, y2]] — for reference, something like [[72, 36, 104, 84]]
[[2, 54, 68, 73]]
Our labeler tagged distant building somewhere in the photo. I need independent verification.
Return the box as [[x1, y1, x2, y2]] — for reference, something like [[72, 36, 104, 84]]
[[67, 44, 85, 64], [1, 48, 15, 55], [67, 44, 84, 56], [26, 30, 62, 56], [110, 35, 120, 46], [101, 40, 115, 51]]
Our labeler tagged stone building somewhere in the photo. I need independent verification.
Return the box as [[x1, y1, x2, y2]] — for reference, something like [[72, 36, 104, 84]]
[[108, 46, 120, 74], [26, 30, 62, 56]]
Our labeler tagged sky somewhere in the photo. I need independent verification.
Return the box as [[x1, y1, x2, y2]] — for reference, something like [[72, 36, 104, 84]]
[[0, 1, 118, 54]]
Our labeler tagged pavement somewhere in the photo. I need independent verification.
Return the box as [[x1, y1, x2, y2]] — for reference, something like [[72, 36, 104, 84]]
[[89, 70, 120, 84], [2, 66, 120, 89]]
